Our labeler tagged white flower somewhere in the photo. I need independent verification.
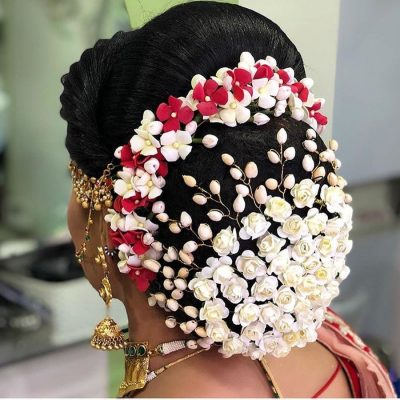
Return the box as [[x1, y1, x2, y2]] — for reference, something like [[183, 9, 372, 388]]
[[295, 274, 318, 297], [264, 196, 292, 222], [260, 331, 279, 354], [272, 338, 291, 358], [105, 209, 125, 231], [313, 266, 332, 285], [324, 217, 345, 237], [188, 276, 218, 301], [210, 257, 235, 284], [315, 235, 337, 258], [336, 234, 353, 256], [274, 286, 297, 313], [242, 321, 266, 343], [268, 249, 290, 275], [199, 298, 229, 322], [206, 320, 230, 343], [273, 313, 296, 333], [304, 208, 328, 236], [221, 275, 249, 304], [114, 168, 136, 198], [259, 302, 282, 326], [219, 91, 251, 127], [235, 250, 267, 280], [277, 214, 308, 243], [290, 179, 319, 208], [124, 212, 158, 233], [212, 226, 240, 256], [239, 212, 271, 240], [116, 250, 131, 273], [251, 275, 278, 301], [252, 77, 279, 109], [302, 255, 321, 274], [132, 168, 165, 200], [232, 298, 260, 327], [320, 185, 346, 213], [282, 262, 305, 287], [292, 235, 315, 262], [257, 233, 286, 262], [160, 130, 193, 161], [219, 333, 245, 358], [245, 343, 267, 360], [130, 110, 162, 156]]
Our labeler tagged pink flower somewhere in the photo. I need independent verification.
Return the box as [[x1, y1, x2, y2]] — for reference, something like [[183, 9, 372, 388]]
[[193, 79, 228, 116], [156, 95, 194, 132]]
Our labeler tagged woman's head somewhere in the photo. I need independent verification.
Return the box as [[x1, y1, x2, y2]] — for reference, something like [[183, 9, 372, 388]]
[[62, 1, 352, 359]]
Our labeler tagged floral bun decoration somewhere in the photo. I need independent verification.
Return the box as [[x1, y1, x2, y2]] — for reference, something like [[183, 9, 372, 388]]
[[106, 51, 353, 359]]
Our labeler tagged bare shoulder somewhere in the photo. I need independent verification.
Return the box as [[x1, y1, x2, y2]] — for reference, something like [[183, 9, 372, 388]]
[[136, 343, 353, 398]]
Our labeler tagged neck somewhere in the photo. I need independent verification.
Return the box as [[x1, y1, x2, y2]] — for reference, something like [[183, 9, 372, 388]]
[[122, 287, 196, 370]]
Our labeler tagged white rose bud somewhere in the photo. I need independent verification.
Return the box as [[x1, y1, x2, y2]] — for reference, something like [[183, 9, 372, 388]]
[[171, 289, 184, 300], [198, 223, 213, 240], [306, 128, 317, 139], [329, 139, 339, 151], [254, 185, 268, 204], [183, 240, 198, 253], [184, 306, 199, 319], [162, 266, 175, 279], [180, 211, 192, 227], [209, 180, 221, 195], [165, 317, 177, 328], [221, 153, 235, 166], [178, 267, 190, 279], [151, 200, 165, 214], [154, 292, 166, 302], [303, 140, 317, 153], [207, 209, 224, 222], [178, 250, 193, 265], [230, 167, 242, 180], [169, 222, 181, 234], [163, 279, 174, 290], [283, 174, 295, 189], [166, 298, 179, 312], [142, 259, 161, 273], [185, 120, 198, 135], [253, 112, 270, 125], [182, 175, 197, 187], [233, 194, 246, 212], [277, 128, 287, 144], [193, 194, 207, 205], [244, 161, 258, 178], [267, 149, 281, 164], [236, 184, 249, 196], [202, 134, 218, 148], [302, 154, 315, 172], [156, 212, 169, 222], [283, 147, 295, 160], [174, 277, 188, 290], [265, 178, 278, 190]]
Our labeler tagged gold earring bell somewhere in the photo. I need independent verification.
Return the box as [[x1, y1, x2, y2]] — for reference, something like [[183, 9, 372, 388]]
[[91, 246, 126, 351]]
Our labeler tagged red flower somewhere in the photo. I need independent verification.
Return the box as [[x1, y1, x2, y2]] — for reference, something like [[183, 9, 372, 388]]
[[122, 192, 151, 213], [226, 68, 253, 101], [307, 101, 328, 126], [109, 229, 150, 255], [156, 95, 194, 132], [253, 63, 274, 80], [277, 69, 291, 85], [193, 79, 228, 116], [128, 267, 156, 292], [291, 82, 310, 102], [119, 146, 168, 177]]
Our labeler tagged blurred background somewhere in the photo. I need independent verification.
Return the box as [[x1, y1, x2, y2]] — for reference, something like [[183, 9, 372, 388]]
[[0, 0, 399, 397]]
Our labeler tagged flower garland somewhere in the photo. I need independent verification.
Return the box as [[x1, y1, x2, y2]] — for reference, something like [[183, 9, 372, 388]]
[[105, 51, 352, 359]]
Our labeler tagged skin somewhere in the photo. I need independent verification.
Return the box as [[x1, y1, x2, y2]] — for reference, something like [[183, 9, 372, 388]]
[[67, 189, 353, 398]]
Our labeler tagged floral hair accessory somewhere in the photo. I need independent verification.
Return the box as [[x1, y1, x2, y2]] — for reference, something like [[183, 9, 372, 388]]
[[103, 51, 352, 359]]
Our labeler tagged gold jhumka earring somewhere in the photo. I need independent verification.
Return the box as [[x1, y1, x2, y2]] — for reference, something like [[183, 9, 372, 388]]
[[69, 161, 126, 351]]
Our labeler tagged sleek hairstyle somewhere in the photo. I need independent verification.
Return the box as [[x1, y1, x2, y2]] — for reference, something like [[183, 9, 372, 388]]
[[61, 1, 334, 325]]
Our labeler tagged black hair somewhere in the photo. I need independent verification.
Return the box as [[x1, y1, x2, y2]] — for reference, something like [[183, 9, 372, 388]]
[[61, 1, 334, 329]]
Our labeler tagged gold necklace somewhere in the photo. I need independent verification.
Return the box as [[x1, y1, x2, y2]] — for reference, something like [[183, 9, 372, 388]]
[[118, 340, 206, 397]]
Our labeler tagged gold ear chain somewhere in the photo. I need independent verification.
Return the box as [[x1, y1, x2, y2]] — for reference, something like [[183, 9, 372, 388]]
[[69, 161, 125, 350]]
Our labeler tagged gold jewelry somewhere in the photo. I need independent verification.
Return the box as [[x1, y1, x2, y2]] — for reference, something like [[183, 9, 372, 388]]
[[90, 246, 126, 351], [118, 340, 206, 397], [69, 160, 114, 262], [259, 357, 283, 398]]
